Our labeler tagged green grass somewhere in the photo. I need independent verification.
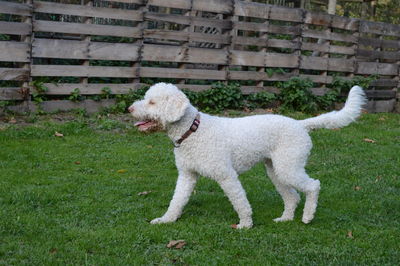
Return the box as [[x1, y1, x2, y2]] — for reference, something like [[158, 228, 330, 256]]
[[0, 113, 399, 265]]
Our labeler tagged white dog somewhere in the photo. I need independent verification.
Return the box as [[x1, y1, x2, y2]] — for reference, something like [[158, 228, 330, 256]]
[[129, 83, 366, 228]]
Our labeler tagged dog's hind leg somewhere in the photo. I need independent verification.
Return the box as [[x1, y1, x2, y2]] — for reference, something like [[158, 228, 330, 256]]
[[265, 159, 300, 222], [216, 169, 253, 229], [271, 151, 320, 224], [151, 170, 198, 224]]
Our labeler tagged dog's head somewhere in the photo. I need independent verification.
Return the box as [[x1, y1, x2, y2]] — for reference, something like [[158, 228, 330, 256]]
[[128, 83, 190, 132]]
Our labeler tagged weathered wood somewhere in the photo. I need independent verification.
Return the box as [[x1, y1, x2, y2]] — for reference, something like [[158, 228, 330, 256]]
[[145, 12, 231, 29], [140, 67, 226, 80], [41, 83, 145, 95], [233, 21, 301, 35], [192, 0, 233, 14], [356, 49, 400, 61], [0, 68, 29, 81], [231, 51, 299, 68], [31, 65, 139, 78], [34, 21, 141, 38], [358, 37, 400, 49], [304, 11, 331, 26], [234, 1, 271, 19], [365, 90, 397, 99], [142, 44, 228, 64], [301, 42, 355, 55], [0, 42, 30, 62], [0, 88, 24, 100], [300, 74, 333, 84], [371, 79, 398, 87], [106, 0, 144, 4], [360, 21, 400, 37], [0, 21, 31, 35], [301, 57, 354, 73], [147, 0, 191, 9], [144, 29, 230, 44], [229, 70, 294, 81], [32, 39, 140, 61], [365, 99, 396, 112], [34, 1, 143, 21], [0, 1, 32, 16], [356, 62, 398, 75], [331, 16, 359, 31], [303, 29, 357, 43]]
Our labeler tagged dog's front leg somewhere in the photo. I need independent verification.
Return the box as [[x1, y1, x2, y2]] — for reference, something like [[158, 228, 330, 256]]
[[217, 175, 253, 229], [150, 171, 197, 224]]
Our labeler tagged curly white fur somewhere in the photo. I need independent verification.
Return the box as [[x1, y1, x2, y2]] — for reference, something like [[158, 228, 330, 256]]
[[129, 83, 366, 229]]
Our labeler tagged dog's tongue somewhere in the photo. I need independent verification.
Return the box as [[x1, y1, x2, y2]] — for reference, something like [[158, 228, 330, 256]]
[[134, 121, 148, 127], [134, 120, 156, 131]]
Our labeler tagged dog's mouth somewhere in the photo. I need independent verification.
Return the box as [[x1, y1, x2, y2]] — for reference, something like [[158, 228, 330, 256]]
[[134, 120, 160, 132]]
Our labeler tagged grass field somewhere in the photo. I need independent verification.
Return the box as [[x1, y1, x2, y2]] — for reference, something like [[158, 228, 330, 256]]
[[0, 113, 399, 265]]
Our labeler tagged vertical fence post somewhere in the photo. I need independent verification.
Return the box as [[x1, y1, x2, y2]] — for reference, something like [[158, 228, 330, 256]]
[[21, 0, 33, 112], [134, 0, 148, 87]]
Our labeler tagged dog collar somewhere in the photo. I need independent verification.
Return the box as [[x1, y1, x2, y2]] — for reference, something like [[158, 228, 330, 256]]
[[174, 113, 200, 147]]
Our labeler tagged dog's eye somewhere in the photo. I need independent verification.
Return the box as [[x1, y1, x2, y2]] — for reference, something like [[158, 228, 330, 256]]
[[148, 100, 156, 105]]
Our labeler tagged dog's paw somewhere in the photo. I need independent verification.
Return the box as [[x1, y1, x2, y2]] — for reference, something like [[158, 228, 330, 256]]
[[150, 217, 174, 224], [301, 216, 313, 224], [273, 216, 294, 222]]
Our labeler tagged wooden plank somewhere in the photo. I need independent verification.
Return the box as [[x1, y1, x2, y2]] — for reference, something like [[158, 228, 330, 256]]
[[268, 6, 303, 22], [34, 1, 142, 21], [148, 0, 191, 9], [265, 53, 299, 68], [234, 1, 271, 19], [232, 36, 267, 46], [142, 44, 228, 64], [230, 50, 264, 66], [303, 29, 357, 43], [358, 37, 400, 49], [269, 24, 302, 35], [304, 11, 331, 26], [0, 68, 29, 81], [41, 83, 145, 95], [300, 74, 333, 84], [233, 21, 301, 35], [140, 67, 226, 80], [229, 70, 294, 81], [192, 0, 233, 14], [365, 90, 397, 99], [0, 42, 30, 62], [327, 58, 354, 72], [356, 62, 398, 75], [331, 16, 359, 31], [34, 21, 141, 38], [144, 29, 230, 44], [0, 1, 32, 16], [371, 79, 398, 87], [145, 12, 231, 29], [31, 65, 138, 78], [32, 39, 140, 61], [300, 56, 328, 70], [231, 51, 299, 68], [268, 39, 300, 49], [0, 21, 31, 35], [357, 49, 400, 61], [106, 0, 144, 4], [0, 88, 24, 100], [360, 21, 400, 37]]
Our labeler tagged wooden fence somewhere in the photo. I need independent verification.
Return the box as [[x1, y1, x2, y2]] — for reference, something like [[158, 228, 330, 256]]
[[0, 0, 399, 112]]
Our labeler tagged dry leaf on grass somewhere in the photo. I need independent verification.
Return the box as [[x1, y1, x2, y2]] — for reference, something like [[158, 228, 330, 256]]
[[363, 138, 376, 143], [375, 176, 382, 183], [231, 224, 238, 229], [54, 131, 64, 137], [378, 117, 386, 121], [166, 240, 186, 249], [49, 248, 58, 254], [138, 191, 152, 196], [354, 186, 361, 191], [74, 161, 81, 165], [117, 169, 127, 174], [9, 118, 17, 124], [347, 231, 354, 239]]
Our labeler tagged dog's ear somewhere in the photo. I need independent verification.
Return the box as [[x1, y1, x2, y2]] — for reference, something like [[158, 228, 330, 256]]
[[165, 93, 189, 123]]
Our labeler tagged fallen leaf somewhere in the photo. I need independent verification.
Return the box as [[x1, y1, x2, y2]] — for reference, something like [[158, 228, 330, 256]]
[[54, 131, 64, 137], [363, 138, 375, 143], [117, 169, 127, 174], [231, 224, 238, 229], [74, 161, 81, 165], [347, 231, 354, 239], [378, 117, 386, 121], [375, 176, 382, 183], [147, 145, 153, 149], [361, 109, 368, 114], [49, 248, 58, 254], [266, 108, 274, 113], [166, 240, 186, 249], [9, 118, 17, 124], [354, 186, 361, 191], [138, 191, 152, 196]]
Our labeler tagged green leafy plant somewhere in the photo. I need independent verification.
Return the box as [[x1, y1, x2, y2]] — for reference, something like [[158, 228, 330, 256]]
[[69, 88, 82, 102], [107, 86, 149, 113], [196, 82, 244, 113], [245, 91, 277, 109], [30, 80, 49, 104], [101, 87, 112, 99], [278, 77, 318, 113]]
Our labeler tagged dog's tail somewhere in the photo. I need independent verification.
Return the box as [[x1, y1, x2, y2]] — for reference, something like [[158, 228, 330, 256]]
[[300, 86, 367, 131]]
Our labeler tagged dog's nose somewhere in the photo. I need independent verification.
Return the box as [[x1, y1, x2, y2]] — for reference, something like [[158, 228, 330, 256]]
[[128, 106, 134, 113]]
